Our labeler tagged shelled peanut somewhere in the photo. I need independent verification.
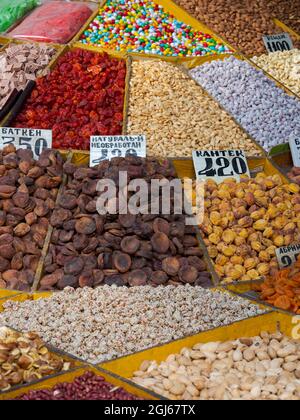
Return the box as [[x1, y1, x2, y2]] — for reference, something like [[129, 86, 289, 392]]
[[127, 60, 262, 157], [254, 255, 300, 313], [199, 173, 300, 283], [288, 167, 300, 185], [0, 145, 63, 291], [132, 332, 300, 400], [0, 327, 72, 392]]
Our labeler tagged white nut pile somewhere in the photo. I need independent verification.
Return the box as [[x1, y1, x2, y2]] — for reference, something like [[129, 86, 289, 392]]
[[127, 60, 261, 157], [0, 286, 264, 363], [132, 332, 300, 400], [252, 50, 300, 97]]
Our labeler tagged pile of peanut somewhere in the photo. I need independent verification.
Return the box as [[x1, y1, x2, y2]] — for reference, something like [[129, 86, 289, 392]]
[[252, 50, 300, 97], [132, 332, 300, 400], [127, 60, 261, 157], [200, 173, 300, 283]]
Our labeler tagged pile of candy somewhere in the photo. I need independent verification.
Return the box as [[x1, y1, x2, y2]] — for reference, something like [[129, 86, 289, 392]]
[[80, 0, 230, 57], [12, 49, 126, 150]]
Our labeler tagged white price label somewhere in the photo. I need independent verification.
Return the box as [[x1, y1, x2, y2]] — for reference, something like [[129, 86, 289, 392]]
[[192, 150, 250, 183], [276, 244, 300, 269], [90, 135, 146, 167], [289, 136, 300, 167], [0, 127, 52, 159], [263, 33, 293, 53]]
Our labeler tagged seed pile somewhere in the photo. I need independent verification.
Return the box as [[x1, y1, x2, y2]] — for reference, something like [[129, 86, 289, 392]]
[[132, 332, 300, 400], [0, 145, 63, 291], [252, 50, 300, 97], [0, 286, 265, 363], [128, 60, 261, 157], [40, 157, 210, 290], [200, 173, 300, 283], [0, 43, 56, 109], [0, 327, 72, 392], [174, 0, 300, 55], [16, 371, 140, 400], [190, 57, 300, 152]]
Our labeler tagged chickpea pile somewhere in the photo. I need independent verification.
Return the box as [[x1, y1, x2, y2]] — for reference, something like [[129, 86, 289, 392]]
[[200, 174, 300, 283]]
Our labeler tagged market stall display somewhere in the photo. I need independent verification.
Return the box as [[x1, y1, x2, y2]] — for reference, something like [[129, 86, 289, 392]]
[[12, 48, 126, 150], [0, 42, 57, 111], [190, 56, 300, 152], [39, 156, 210, 290], [174, 0, 300, 55], [200, 173, 300, 283], [132, 331, 300, 400], [288, 167, 300, 185], [0, 326, 73, 392], [127, 60, 262, 157], [0, 0, 39, 33], [79, 0, 231, 57], [15, 371, 141, 400], [0, 146, 64, 292], [0, 286, 265, 363], [9, 1, 93, 44], [252, 50, 300, 97]]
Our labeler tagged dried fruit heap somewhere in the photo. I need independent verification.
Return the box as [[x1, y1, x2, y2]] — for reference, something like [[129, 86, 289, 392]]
[[255, 255, 300, 313], [0, 327, 72, 392], [13, 49, 126, 150], [200, 173, 300, 283], [40, 157, 210, 290], [0, 145, 63, 291]]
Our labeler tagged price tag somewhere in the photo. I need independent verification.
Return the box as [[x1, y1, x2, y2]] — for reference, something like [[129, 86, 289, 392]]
[[276, 244, 300, 269], [192, 150, 250, 183], [263, 33, 293, 53], [90, 135, 146, 166], [289, 135, 300, 167], [0, 127, 52, 159]]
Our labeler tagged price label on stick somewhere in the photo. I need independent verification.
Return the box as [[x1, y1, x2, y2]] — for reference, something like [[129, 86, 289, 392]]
[[192, 150, 250, 183], [289, 135, 300, 167], [0, 127, 52, 159], [276, 244, 300, 269], [263, 33, 293, 53], [90, 135, 146, 167]]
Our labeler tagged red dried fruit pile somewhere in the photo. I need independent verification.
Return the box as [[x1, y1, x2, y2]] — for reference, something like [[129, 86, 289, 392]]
[[16, 371, 140, 400], [13, 49, 126, 150]]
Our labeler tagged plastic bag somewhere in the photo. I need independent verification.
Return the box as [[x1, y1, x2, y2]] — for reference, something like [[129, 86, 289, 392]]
[[0, 0, 39, 32], [9, 1, 93, 44]]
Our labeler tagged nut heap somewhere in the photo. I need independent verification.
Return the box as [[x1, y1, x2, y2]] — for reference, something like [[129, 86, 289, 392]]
[[190, 57, 300, 152], [0, 43, 57, 109], [16, 371, 140, 400], [200, 173, 300, 283], [252, 50, 300, 97], [39, 157, 210, 290], [0, 286, 265, 363], [13, 49, 126, 150], [128, 60, 261, 157], [0, 327, 72, 392], [254, 255, 300, 313], [265, 0, 300, 35], [288, 167, 300, 185], [132, 332, 300, 400], [0, 146, 63, 291], [175, 0, 300, 55]]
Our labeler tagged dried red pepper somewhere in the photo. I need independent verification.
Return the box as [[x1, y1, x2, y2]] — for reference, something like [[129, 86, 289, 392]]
[[13, 49, 126, 150]]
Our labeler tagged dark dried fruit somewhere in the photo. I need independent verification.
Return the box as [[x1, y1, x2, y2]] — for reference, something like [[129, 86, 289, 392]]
[[128, 269, 147, 286], [150, 270, 168, 285], [153, 218, 170, 235], [113, 252, 132, 273], [64, 257, 84, 275], [79, 273, 94, 288], [0, 244, 15, 260], [75, 217, 96, 235], [151, 232, 170, 254], [119, 214, 136, 228], [162, 257, 180, 276], [58, 195, 78, 210], [179, 266, 199, 284], [13, 223, 31, 237], [120, 236, 140, 254]]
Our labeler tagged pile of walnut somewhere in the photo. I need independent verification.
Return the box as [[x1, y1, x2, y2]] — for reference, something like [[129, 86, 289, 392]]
[[0, 327, 72, 392], [0, 145, 63, 291], [200, 173, 300, 283], [132, 332, 300, 400], [39, 157, 210, 290]]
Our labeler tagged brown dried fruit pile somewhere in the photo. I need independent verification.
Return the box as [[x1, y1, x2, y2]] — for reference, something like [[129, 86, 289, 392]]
[[0, 327, 72, 392], [40, 157, 210, 290], [0, 145, 63, 291]]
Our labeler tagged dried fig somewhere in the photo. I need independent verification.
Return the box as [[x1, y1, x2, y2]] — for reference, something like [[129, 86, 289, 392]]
[[75, 217, 96, 235], [151, 232, 170, 254]]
